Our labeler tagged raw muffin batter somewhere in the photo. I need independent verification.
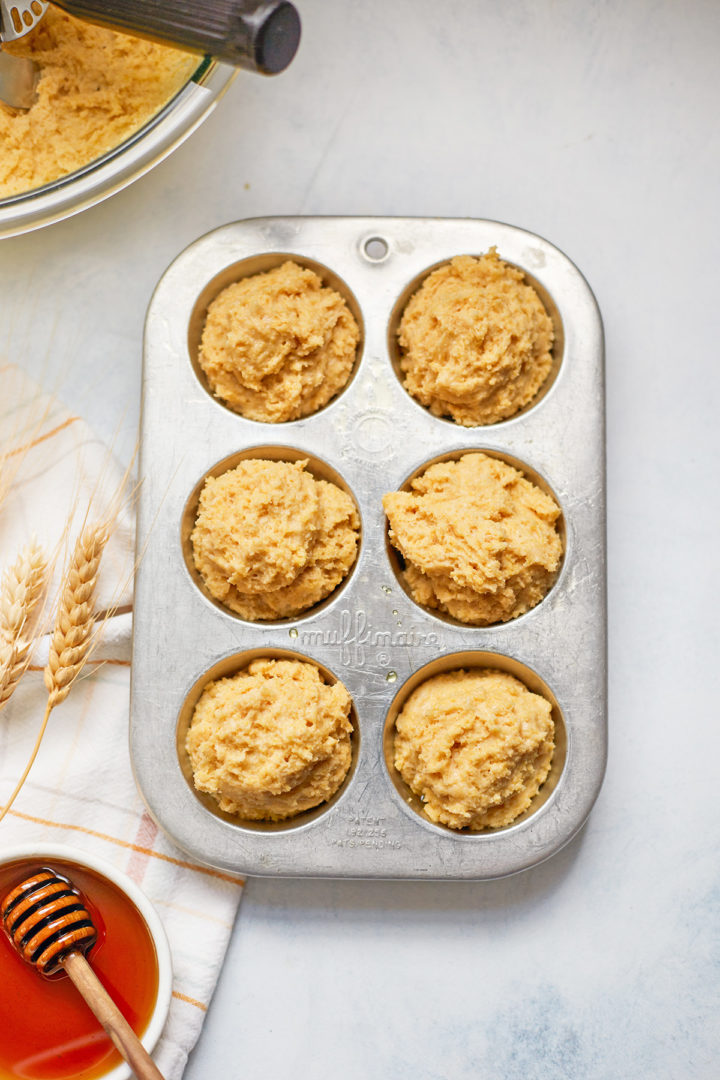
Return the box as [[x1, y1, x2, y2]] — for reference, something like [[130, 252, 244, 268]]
[[394, 668, 554, 830], [186, 658, 353, 821], [397, 250, 554, 425], [0, 7, 197, 199], [191, 458, 360, 620], [198, 261, 360, 422], [383, 452, 562, 625]]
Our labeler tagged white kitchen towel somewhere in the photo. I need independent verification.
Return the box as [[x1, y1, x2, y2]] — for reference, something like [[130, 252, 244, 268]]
[[0, 365, 244, 1079]]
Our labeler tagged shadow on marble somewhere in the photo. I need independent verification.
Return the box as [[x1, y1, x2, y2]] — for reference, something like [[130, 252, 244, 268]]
[[240, 818, 589, 927]]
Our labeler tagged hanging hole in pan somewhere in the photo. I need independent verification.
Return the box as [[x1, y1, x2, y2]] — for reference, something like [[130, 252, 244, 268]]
[[362, 236, 390, 262]]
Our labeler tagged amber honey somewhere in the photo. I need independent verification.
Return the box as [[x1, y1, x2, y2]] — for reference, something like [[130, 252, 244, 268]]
[[0, 859, 158, 1080]]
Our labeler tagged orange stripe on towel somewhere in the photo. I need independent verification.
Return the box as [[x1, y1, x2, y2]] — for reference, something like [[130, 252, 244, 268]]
[[7, 809, 244, 887], [172, 991, 207, 1012]]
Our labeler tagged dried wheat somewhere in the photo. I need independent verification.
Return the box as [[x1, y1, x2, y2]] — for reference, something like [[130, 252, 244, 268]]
[[44, 521, 110, 708], [0, 520, 111, 825], [0, 539, 47, 710]]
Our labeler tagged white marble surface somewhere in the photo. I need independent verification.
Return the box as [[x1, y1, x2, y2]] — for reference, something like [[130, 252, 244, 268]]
[[2, 0, 719, 1076]]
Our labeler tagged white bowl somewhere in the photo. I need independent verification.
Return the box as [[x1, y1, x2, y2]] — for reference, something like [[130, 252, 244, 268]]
[[0, 842, 172, 1080], [0, 58, 236, 239]]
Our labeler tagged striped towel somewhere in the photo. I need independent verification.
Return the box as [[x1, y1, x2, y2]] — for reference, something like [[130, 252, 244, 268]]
[[0, 365, 244, 1078]]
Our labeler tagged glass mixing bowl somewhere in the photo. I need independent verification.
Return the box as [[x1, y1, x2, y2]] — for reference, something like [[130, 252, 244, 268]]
[[0, 56, 236, 239]]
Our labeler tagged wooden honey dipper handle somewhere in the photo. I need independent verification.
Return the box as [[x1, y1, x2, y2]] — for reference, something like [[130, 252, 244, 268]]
[[63, 951, 166, 1080]]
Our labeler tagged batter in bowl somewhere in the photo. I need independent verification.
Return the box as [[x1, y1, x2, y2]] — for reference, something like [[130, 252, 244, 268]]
[[1, 7, 198, 199]]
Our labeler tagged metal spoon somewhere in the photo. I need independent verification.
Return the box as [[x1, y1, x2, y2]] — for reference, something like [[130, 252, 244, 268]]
[[0, 1, 46, 110], [0, 48, 38, 109]]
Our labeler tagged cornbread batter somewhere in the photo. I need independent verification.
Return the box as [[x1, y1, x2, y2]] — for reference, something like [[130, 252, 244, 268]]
[[0, 8, 197, 199], [186, 658, 353, 821], [198, 261, 360, 422], [383, 452, 562, 625], [397, 250, 554, 425], [192, 458, 359, 620], [394, 668, 554, 830]]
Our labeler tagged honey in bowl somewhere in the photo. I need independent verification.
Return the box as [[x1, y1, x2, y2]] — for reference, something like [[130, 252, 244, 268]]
[[0, 859, 158, 1080]]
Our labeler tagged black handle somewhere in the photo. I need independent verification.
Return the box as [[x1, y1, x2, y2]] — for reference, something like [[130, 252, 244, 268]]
[[53, 0, 301, 74]]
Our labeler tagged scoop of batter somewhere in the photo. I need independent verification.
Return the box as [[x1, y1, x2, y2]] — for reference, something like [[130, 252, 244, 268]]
[[397, 250, 554, 425], [186, 658, 353, 821], [1, 8, 197, 199], [394, 668, 554, 830], [198, 261, 360, 422], [383, 452, 563, 625], [192, 458, 359, 620]]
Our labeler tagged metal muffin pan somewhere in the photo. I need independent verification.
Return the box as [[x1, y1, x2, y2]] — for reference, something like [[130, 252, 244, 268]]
[[130, 215, 606, 879]]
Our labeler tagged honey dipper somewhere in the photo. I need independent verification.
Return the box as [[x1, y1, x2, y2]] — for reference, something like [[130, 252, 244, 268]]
[[1, 868, 165, 1080]]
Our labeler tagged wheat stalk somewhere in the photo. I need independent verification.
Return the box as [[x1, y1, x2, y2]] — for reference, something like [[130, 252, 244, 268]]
[[44, 521, 110, 707], [0, 521, 111, 825], [0, 538, 47, 710]]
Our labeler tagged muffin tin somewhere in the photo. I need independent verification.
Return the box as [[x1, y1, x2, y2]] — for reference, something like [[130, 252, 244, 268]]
[[130, 215, 606, 879]]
